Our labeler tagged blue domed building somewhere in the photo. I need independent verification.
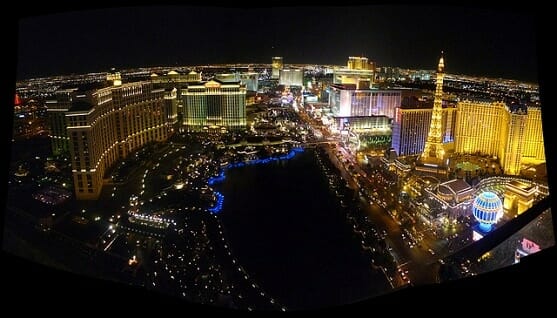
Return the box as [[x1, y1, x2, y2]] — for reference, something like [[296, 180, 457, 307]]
[[472, 191, 503, 235]]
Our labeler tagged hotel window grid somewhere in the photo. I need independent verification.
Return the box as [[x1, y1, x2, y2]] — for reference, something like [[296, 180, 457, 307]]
[[454, 101, 545, 175], [55, 82, 171, 200]]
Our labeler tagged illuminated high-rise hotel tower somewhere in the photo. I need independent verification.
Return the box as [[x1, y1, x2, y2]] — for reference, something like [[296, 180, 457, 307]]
[[422, 52, 446, 161], [332, 56, 375, 89], [46, 80, 172, 200], [182, 79, 247, 131], [272, 57, 283, 79], [454, 101, 544, 176]]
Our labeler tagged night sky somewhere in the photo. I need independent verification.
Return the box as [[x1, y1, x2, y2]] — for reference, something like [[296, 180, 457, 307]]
[[16, 5, 540, 82]]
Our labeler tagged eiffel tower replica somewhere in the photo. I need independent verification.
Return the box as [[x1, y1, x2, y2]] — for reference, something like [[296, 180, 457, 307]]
[[416, 52, 448, 176]]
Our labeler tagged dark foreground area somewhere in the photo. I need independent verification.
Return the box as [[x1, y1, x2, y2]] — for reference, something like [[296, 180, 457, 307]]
[[2, 245, 556, 313]]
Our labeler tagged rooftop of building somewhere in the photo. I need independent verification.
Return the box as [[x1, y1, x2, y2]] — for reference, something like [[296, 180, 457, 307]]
[[215, 74, 240, 83], [208, 78, 241, 85], [438, 178, 472, 195], [508, 180, 535, 192]]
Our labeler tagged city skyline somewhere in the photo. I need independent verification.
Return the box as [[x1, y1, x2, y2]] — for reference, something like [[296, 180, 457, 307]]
[[16, 5, 540, 82], [7, 4, 554, 311]]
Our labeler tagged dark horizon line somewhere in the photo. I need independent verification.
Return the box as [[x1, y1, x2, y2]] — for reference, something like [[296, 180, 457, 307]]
[[16, 62, 540, 85]]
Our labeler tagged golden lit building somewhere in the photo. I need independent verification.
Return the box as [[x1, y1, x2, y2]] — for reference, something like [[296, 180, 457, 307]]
[[164, 88, 179, 127], [182, 79, 247, 131], [333, 56, 375, 89], [347, 56, 374, 70], [151, 70, 202, 123], [106, 68, 122, 86], [455, 101, 508, 156], [272, 56, 283, 79], [501, 108, 526, 175], [441, 106, 457, 152], [522, 106, 545, 163], [503, 179, 536, 216], [59, 80, 170, 200], [454, 101, 544, 175]]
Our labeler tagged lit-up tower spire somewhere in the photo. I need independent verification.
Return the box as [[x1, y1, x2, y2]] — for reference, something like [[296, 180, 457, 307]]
[[422, 52, 446, 160]]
